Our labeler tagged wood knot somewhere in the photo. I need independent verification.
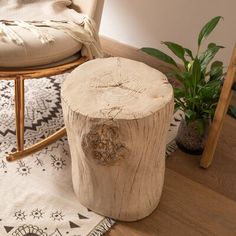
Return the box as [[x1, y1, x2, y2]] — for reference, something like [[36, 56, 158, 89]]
[[82, 124, 129, 165]]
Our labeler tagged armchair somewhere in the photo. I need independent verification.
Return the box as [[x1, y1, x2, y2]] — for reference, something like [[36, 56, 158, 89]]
[[0, 0, 104, 162]]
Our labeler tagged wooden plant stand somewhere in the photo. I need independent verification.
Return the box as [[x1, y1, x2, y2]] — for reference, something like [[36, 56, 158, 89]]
[[0, 56, 88, 162], [200, 45, 236, 168], [62, 57, 174, 221]]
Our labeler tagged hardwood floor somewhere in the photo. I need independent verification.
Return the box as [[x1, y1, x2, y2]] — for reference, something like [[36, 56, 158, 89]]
[[105, 113, 236, 236], [106, 170, 236, 236], [167, 96, 236, 202], [101, 37, 236, 236]]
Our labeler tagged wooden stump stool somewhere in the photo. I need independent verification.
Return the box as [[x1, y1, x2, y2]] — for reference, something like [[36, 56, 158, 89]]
[[61, 57, 174, 221]]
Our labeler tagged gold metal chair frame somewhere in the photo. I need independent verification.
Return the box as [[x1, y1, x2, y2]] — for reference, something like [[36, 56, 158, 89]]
[[0, 56, 89, 162]]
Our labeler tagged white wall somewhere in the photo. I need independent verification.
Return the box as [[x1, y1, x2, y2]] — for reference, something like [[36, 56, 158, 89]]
[[99, 0, 236, 65]]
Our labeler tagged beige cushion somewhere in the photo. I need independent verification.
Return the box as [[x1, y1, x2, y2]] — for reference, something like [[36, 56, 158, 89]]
[[72, 0, 97, 18], [0, 26, 82, 68]]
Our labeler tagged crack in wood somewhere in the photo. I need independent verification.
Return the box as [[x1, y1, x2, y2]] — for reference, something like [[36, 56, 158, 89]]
[[82, 123, 129, 165], [99, 106, 123, 120], [95, 83, 141, 94]]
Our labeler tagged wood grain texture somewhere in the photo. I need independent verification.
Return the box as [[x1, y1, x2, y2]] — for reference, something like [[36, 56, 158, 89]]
[[200, 45, 236, 168], [167, 113, 236, 202], [61, 57, 174, 221], [105, 169, 236, 236]]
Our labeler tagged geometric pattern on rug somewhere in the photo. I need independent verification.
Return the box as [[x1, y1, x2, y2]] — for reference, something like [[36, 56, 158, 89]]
[[0, 75, 114, 236], [0, 75, 180, 236], [0, 75, 65, 154]]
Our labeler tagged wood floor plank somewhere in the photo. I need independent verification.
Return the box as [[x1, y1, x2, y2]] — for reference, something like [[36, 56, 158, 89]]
[[167, 114, 236, 201], [105, 169, 236, 236]]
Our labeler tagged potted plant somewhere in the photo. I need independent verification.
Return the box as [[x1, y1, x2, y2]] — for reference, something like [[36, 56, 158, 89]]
[[141, 16, 225, 154]]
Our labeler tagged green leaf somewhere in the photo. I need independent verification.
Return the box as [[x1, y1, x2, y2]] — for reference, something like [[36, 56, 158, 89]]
[[169, 70, 188, 82], [162, 41, 188, 66], [184, 48, 194, 60], [185, 109, 196, 121], [169, 70, 192, 92], [140, 47, 178, 68], [198, 16, 223, 47], [209, 60, 224, 80], [187, 60, 194, 71], [198, 80, 221, 100], [174, 88, 185, 99], [208, 43, 217, 48], [191, 58, 201, 92], [195, 119, 205, 135], [210, 60, 223, 70], [199, 44, 224, 72]]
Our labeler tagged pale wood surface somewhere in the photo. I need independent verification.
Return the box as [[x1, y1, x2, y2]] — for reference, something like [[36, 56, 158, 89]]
[[62, 57, 174, 221], [106, 169, 236, 236], [200, 45, 236, 168], [62, 57, 173, 119], [100, 35, 236, 235]]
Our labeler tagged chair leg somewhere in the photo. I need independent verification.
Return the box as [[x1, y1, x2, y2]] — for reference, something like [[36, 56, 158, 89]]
[[6, 76, 67, 162], [2, 57, 88, 162], [5, 76, 66, 162], [14, 76, 25, 152], [6, 127, 66, 162]]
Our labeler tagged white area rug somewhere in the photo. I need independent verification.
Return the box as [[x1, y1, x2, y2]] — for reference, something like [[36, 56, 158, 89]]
[[0, 75, 180, 236], [0, 75, 114, 236]]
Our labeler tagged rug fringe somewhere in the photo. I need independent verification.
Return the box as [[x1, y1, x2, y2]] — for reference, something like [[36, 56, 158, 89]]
[[166, 140, 177, 157], [89, 218, 115, 236]]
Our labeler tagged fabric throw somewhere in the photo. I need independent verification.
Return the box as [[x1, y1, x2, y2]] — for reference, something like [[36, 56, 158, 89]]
[[0, 75, 180, 236], [0, 0, 103, 58]]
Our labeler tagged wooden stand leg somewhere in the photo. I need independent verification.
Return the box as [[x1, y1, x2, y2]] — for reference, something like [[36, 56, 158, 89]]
[[200, 45, 236, 168], [14, 76, 25, 152]]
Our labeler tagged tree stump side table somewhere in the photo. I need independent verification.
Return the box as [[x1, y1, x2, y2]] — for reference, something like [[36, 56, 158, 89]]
[[61, 57, 174, 221]]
